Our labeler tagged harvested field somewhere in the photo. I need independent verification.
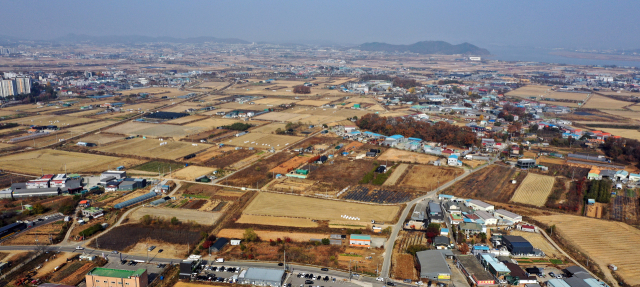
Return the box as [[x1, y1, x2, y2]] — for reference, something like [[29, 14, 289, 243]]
[[583, 94, 630, 110], [0, 149, 143, 175], [306, 158, 377, 191], [120, 87, 189, 98], [172, 165, 215, 181], [205, 149, 258, 169], [441, 164, 526, 202], [51, 262, 94, 285], [511, 174, 555, 207], [508, 230, 561, 258], [88, 223, 204, 251], [11, 131, 70, 147], [2, 221, 65, 245], [243, 192, 400, 223], [507, 86, 590, 101], [236, 214, 319, 227], [77, 133, 124, 145], [197, 81, 229, 89], [66, 120, 117, 133], [251, 98, 298, 106], [535, 214, 640, 285], [7, 114, 95, 126], [393, 253, 418, 281], [596, 128, 640, 141], [463, 159, 486, 168], [225, 152, 292, 188], [36, 252, 76, 277], [96, 138, 212, 160], [383, 163, 410, 186], [377, 149, 439, 164], [184, 118, 246, 129], [296, 99, 332, 106], [249, 123, 287, 134], [399, 165, 464, 190], [105, 121, 208, 138], [254, 112, 302, 122], [269, 155, 311, 174], [191, 146, 234, 163], [130, 207, 221, 225], [224, 133, 305, 150], [217, 228, 330, 242], [165, 115, 208, 124], [126, 239, 189, 258]]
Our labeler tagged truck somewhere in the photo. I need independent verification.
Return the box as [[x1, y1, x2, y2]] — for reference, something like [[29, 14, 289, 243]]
[[148, 245, 156, 252], [216, 258, 224, 263]]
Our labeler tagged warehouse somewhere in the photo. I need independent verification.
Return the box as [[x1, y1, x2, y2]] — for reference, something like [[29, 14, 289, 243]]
[[505, 263, 538, 285], [85, 268, 148, 287], [494, 209, 522, 223], [474, 210, 497, 225], [502, 235, 534, 255], [455, 255, 495, 286], [415, 250, 451, 281], [238, 268, 285, 287], [12, 185, 61, 198], [411, 201, 428, 221], [179, 255, 202, 279], [467, 199, 494, 212], [100, 170, 127, 181], [211, 238, 229, 252], [349, 234, 371, 247]]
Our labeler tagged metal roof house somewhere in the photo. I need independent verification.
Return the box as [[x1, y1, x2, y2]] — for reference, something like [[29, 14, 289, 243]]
[[467, 199, 494, 212], [238, 268, 286, 287], [411, 201, 429, 221], [211, 238, 229, 252], [494, 209, 522, 223], [416, 250, 451, 281]]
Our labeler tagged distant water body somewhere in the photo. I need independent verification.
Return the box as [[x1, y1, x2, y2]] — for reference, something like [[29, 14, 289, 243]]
[[487, 46, 640, 68]]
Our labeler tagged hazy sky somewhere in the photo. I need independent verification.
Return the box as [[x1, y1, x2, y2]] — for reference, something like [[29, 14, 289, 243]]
[[2, 0, 639, 49]]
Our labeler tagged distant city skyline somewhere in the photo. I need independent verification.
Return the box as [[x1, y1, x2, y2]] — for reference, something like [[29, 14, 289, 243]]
[[1, 0, 640, 50]]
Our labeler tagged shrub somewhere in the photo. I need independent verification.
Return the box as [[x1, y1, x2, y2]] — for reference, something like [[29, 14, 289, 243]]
[[79, 223, 104, 237]]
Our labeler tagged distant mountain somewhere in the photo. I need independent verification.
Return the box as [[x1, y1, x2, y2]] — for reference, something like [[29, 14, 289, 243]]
[[357, 41, 490, 55], [53, 34, 250, 44]]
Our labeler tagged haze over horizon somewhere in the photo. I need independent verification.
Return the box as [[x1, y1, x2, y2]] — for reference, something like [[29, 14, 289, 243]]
[[2, 0, 640, 50]]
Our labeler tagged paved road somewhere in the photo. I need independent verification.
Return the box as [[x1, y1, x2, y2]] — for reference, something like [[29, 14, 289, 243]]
[[380, 159, 495, 279]]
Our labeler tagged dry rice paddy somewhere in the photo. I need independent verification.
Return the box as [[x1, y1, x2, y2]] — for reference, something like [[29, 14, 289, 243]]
[[0, 149, 142, 174], [535, 214, 640, 285], [377, 149, 439, 164], [95, 138, 211, 159], [172, 165, 215, 181], [106, 121, 208, 138], [236, 214, 319, 227], [511, 173, 555, 207], [243, 192, 400, 223], [224, 133, 304, 150]]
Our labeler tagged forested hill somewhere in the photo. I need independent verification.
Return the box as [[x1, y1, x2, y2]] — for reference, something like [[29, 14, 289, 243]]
[[357, 41, 490, 55]]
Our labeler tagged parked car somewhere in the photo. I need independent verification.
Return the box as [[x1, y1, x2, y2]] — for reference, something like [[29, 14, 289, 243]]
[[321, 268, 329, 271], [404, 279, 412, 283], [376, 278, 384, 282], [386, 282, 396, 286], [305, 280, 314, 284]]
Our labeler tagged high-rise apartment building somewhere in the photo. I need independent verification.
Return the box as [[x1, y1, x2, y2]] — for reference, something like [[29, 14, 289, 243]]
[[0, 79, 17, 98], [14, 77, 31, 94]]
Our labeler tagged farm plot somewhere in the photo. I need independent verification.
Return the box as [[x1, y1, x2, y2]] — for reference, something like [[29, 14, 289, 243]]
[[224, 133, 304, 150], [224, 152, 292, 188], [511, 173, 556, 207], [87, 224, 204, 252], [77, 133, 124, 145], [254, 112, 303, 122], [130, 207, 222, 225], [269, 155, 311, 174], [119, 87, 189, 98], [2, 221, 66, 245], [0, 149, 143, 175], [95, 138, 212, 160], [251, 98, 298, 106], [383, 163, 410, 186], [441, 164, 526, 202], [106, 121, 208, 138], [217, 228, 330, 242], [296, 99, 333, 106], [66, 120, 117, 133], [305, 158, 377, 191], [508, 230, 561, 258], [535, 214, 640, 286], [341, 186, 411, 203], [196, 81, 229, 89], [583, 94, 630, 110], [6, 114, 95, 127], [243, 192, 400, 223], [250, 123, 288, 134], [507, 86, 590, 101], [399, 165, 464, 190], [377, 149, 439, 164], [205, 148, 259, 169], [184, 118, 246, 129], [236, 214, 319, 228], [172, 165, 215, 181], [165, 115, 208, 124]]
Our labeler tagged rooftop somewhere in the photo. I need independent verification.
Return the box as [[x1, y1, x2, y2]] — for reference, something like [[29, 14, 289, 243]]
[[351, 234, 371, 240], [87, 268, 146, 278], [416, 250, 450, 275]]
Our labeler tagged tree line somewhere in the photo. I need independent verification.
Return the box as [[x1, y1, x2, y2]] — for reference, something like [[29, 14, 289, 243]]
[[603, 137, 640, 168], [356, 113, 477, 147]]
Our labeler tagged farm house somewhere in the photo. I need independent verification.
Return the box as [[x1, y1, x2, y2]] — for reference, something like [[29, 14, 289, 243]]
[[416, 250, 451, 281]]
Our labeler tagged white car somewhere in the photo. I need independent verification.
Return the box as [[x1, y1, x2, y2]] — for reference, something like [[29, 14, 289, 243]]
[[377, 277, 384, 282], [76, 246, 84, 250]]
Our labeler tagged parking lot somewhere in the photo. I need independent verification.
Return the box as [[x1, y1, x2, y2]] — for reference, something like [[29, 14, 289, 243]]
[[195, 263, 244, 283], [286, 271, 363, 287], [103, 258, 168, 282], [528, 266, 565, 283]]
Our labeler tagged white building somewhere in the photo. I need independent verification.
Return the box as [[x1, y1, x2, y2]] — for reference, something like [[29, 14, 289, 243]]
[[0, 79, 16, 97], [494, 209, 522, 224], [474, 210, 497, 225], [448, 154, 462, 166], [467, 200, 495, 212]]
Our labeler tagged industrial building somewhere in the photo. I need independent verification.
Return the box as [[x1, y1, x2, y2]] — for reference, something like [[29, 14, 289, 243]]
[[85, 268, 148, 287], [501, 235, 534, 255], [237, 268, 286, 287], [101, 170, 127, 182], [505, 262, 538, 285], [416, 250, 451, 281], [516, 158, 536, 169], [411, 200, 428, 221], [474, 210, 497, 225]]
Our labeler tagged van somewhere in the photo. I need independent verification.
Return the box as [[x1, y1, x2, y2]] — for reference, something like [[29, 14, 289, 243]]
[[148, 246, 156, 252], [216, 258, 224, 263]]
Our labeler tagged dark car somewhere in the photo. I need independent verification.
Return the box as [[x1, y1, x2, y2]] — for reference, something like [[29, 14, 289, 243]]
[[278, 263, 284, 266], [297, 274, 302, 278], [287, 284, 292, 287], [324, 276, 329, 281], [217, 278, 224, 282], [121, 260, 127, 265], [321, 268, 329, 271], [305, 280, 314, 284], [158, 249, 163, 253], [212, 267, 218, 271], [386, 282, 396, 286], [404, 279, 412, 283]]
